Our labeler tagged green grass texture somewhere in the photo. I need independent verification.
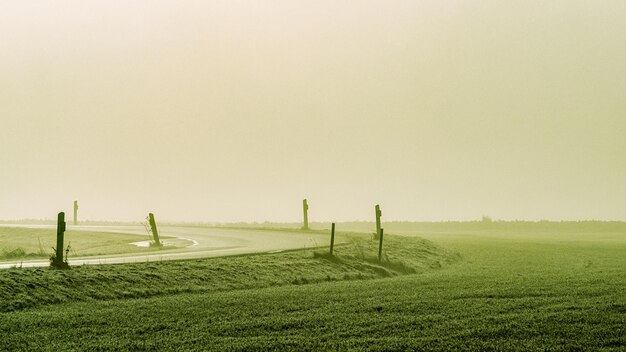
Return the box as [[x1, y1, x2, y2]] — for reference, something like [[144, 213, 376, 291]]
[[0, 224, 624, 351]]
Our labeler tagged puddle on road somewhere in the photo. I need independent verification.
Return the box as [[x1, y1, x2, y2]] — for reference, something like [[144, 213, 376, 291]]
[[130, 238, 197, 248]]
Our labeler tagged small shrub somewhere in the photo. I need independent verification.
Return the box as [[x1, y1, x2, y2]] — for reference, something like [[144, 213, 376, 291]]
[[50, 243, 71, 270]]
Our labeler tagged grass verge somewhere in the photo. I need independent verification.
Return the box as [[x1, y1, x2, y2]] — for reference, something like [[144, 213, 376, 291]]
[[0, 233, 457, 313], [0, 227, 185, 261]]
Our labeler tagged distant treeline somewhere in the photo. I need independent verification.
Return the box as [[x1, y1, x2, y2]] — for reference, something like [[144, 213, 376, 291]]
[[1, 219, 625, 233], [159, 220, 626, 234], [251, 220, 626, 234], [325, 220, 626, 234], [0, 219, 141, 226]]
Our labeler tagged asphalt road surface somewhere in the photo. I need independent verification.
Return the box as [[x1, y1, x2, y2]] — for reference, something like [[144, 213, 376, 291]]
[[0, 225, 337, 269]]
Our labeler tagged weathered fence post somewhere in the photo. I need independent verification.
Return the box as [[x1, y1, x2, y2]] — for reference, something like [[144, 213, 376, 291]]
[[73, 200, 78, 225], [148, 213, 161, 246], [56, 212, 66, 263], [330, 222, 336, 255], [378, 228, 384, 262], [375, 204, 382, 239], [302, 199, 309, 230]]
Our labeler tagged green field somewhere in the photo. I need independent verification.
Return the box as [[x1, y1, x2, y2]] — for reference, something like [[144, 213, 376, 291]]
[[0, 227, 179, 261], [0, 223, 624, 351]]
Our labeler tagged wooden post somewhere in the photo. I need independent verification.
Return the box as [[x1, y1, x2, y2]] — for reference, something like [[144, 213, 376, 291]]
[[56, 212, 66, 263], [330, 223, 336, 255], [378, 228, 384, 262], [375, 204, 382, 240], [148, 213, 161, 246], [73, 200, 78, 225], [302, 199, 309, 230]]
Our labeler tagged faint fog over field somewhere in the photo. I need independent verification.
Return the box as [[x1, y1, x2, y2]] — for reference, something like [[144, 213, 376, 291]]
[[1, 1, 625, 222]]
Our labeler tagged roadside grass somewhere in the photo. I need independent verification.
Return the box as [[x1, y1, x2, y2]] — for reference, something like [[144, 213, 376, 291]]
[[0, 227, 183, 261], [0, 233, 455, 313], [0, 224, 624, 351]]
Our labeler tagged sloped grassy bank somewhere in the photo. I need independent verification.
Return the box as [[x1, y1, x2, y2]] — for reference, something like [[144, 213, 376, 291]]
[[0, 232, 459, 313]]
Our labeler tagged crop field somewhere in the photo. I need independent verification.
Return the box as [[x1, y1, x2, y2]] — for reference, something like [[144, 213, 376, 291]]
[[0, 227, 177, 261], [0, 222, 624, 351]]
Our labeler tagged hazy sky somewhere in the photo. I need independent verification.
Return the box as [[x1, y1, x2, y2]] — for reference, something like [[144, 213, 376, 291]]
[[1, 1, 625, 222]]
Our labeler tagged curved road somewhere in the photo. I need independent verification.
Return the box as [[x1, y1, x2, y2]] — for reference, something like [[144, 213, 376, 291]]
[[0, 225, 338, 269]]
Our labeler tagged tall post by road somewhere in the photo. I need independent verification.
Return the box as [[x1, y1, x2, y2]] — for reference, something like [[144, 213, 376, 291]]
[[73, 200, 78, 225], [375, 204, 382, 240], [302, 199, 309, 230], [378, 228, 384, 262], [56, 212, 66, 263], [330, 222, 336, 255], [148, 213, 161, 246]]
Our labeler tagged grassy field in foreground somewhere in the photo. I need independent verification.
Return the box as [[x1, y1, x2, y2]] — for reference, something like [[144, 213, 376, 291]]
[[0, 224, 624, 351], [0, 232, 453, 312], [0, 227, 176, 261]]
